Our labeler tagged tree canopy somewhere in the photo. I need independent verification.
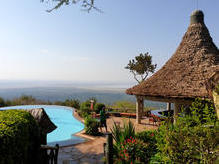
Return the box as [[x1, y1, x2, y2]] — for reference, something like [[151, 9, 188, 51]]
[[125, 53, 157, 83]]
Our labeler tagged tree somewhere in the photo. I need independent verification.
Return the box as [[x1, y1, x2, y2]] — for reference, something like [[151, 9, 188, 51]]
[[125, 52, 157, 83], [41, 0, 100, 12]]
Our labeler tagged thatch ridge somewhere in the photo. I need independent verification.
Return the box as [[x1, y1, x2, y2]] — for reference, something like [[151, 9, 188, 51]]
[[126, 11, 219, 99]]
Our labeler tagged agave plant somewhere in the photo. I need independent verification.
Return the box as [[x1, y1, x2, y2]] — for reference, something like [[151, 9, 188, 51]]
[[111, 120, 135, 145], [111, 120, 136, 161]]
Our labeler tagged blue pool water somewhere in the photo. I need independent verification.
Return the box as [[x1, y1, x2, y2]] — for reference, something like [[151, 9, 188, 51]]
[[0, 105, 85, 146]]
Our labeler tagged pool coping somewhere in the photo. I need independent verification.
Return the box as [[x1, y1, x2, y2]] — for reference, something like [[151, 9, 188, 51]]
[[57, 109, 97, 148], [72, 110, 96, 139]]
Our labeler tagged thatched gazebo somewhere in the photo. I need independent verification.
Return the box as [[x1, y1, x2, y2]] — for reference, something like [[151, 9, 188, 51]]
[[27, 108, 57, 144], [126, 10, 219, 124]]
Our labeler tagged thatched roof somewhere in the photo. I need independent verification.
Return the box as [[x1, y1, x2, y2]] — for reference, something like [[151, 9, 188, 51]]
[[27, 108, 57, 134], [126, 10, 219, 100]]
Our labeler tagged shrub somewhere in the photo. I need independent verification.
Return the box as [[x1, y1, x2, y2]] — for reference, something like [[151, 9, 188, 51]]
[[0, 110, 40, 164], [84, 115, 99, 136], [64, 99, 80, 109], [79, 101, 91, 118], [111, 121, 135, 148], [136, 130, 157, 163], [112, 121, 158, 163], [11, 95, 37, 105], [94, 103, 105, 114], [154, 99, 219, 163], [116, 136, 143, 164], [53, 101, 65, 106], [111, 121, 137, 163], [187, 98, 217, 125], [215, 84, 219, 94]]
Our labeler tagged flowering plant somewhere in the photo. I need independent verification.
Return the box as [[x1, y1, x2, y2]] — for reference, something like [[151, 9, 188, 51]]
[[117, 136, 142, 164]]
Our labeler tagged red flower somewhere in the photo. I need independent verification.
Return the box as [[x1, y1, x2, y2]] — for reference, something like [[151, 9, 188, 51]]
[[151, 133, 154, 137]]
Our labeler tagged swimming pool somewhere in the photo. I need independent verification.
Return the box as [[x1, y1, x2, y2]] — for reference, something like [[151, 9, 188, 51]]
[[0, 105, 85, 146]]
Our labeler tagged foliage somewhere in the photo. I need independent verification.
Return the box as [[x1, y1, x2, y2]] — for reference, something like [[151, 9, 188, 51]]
[[111, 121, 135, 148], [110, 101, 136, 112], [0, 110, 40, 164], [94, 103, 105, 114], [53, 101, 66, 106], [115, 136, 143, 164], [112, 121, 158, 163], [11, 95, 38, 106], [64, 99, 80, 109], [186, 98, 217, 125], [125, 52, 157, 83], [111, 121, 136, 163], [154, 99, 219, 163], [78, 101, 91, 118], [135, 130, 157, 163], [84, 115, 99, 136], [41, 0, 99, 12], [215, 84, 219, 94]]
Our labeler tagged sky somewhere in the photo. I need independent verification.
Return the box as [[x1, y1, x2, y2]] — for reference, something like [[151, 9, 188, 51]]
[[0, 0, 219, 86]]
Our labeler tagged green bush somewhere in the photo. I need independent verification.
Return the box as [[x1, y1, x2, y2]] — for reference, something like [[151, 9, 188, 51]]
[[64, 99, 80, 109], [94, 103, 105, 114], [111, 121, 135, 148], [154, 99, 219, 163], [0, 110, 40, 164], [136, 130, 157, 163], [112, 121, 158, 163], [78, 101, 91, 118], [187, 98, 217, 125], [111, 121, 137, 163], [84, 115, 99, 136], [11, 95, 37, 105], [215, 84, 219, 94]]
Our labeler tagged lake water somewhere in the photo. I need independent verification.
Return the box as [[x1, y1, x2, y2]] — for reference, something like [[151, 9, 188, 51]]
[[0, 105, 85, 146]]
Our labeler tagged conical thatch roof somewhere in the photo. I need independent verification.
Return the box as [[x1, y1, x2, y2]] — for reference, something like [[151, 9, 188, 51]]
[[126, 10, 219, 100], [27, 108, 57, 134]]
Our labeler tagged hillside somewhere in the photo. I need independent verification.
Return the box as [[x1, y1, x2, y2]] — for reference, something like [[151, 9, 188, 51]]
[[0, 87, 166, 109]]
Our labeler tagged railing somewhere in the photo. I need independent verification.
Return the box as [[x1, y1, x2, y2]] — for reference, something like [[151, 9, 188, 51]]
[[40, 144, 59, 164], [106, 107, 136, 113]]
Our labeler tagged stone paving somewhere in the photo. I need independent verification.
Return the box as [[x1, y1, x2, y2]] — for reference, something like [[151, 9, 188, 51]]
[[58, 136, 105, 164], [58, 115, 158, 164]]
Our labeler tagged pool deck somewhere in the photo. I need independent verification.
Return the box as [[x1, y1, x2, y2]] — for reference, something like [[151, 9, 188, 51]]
[[58, 111, 158, 164]]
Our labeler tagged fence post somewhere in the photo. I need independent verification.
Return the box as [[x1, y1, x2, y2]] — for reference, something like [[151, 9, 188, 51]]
[[106, 133, 113, 164]]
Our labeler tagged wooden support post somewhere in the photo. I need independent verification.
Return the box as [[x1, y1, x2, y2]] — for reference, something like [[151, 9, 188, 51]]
[[136, 96, 144, 124], [174, 103, 181, 124], [106, 133, 113, 164], [167, 103, 171, 111]]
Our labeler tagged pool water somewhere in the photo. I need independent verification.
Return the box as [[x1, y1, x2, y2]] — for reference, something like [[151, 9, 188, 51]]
[[0, 105, 85, 146]]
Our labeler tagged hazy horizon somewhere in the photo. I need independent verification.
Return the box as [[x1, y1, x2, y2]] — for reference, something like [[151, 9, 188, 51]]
[[0, 79, 136, 90]]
